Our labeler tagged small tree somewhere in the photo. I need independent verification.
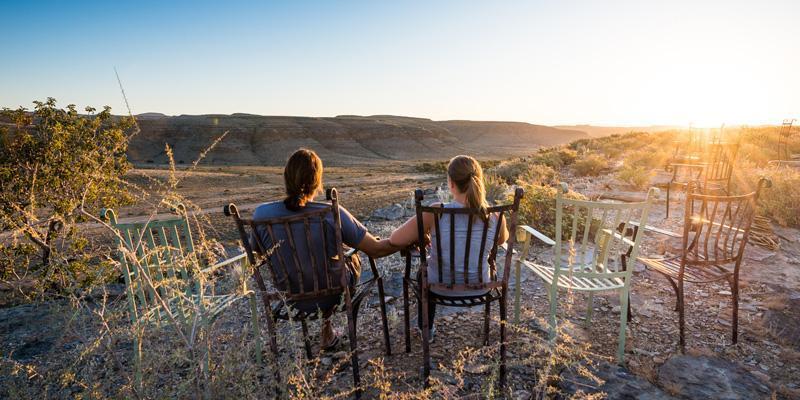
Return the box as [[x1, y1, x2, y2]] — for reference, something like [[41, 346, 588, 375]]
[[0, 98, 135, 294]]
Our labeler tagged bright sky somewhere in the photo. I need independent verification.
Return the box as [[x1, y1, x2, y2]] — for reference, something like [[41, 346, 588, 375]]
[[1, 0, 798, 126]]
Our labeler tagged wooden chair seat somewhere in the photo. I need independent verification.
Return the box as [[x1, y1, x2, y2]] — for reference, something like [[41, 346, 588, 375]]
[[639, 256, 731, 283], [523, 260, 626, 291]]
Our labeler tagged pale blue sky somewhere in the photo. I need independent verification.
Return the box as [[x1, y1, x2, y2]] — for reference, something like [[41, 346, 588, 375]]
[[1, 0, 798, 126]]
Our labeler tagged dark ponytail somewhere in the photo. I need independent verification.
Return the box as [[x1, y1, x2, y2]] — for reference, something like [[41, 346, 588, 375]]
[[283, 149, 323, 211], [448, 155, 489, 222]]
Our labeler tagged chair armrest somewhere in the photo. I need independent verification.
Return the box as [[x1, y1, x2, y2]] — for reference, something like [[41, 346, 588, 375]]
[[629, 221, 682, 238], [517, 225, 556, 246], [200, 253, 247, 275], [600, 229, 636, 248]]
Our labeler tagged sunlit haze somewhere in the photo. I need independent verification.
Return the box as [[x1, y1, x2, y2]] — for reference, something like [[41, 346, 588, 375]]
[[1, 0, 798, 126]]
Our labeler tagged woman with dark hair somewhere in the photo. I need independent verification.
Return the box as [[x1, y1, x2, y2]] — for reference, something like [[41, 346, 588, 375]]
[[251, 148, 397, 349], [389, 155, 508, 339]]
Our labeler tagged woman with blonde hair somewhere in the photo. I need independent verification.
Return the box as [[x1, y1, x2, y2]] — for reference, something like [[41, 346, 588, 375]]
[[389, 155, 508, 338]]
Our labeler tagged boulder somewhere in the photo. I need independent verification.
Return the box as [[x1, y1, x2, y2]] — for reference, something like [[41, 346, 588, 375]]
[[371, 203, 407, 220], [559, 361, 676, 399], [657, 355, 772, 399]]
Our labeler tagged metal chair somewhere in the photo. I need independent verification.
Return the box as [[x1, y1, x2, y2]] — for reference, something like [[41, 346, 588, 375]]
[[516, 184, 659, 363], [102, 205, 259, 394], [225, 188, 390, 399], [665, 142, 739, 218], [403, 187, 523, 388], [638, 178, 770, 348]]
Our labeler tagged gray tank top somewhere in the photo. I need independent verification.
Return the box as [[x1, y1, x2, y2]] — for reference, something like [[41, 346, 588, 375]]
[[428, 201, 499, 296]]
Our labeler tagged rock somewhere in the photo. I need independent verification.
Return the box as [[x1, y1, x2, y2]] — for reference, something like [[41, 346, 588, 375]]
[[371, 204, 406, 220], [512, 389, 531, 400], [657, 355, 772, 400], [559, 361, 677, 399]]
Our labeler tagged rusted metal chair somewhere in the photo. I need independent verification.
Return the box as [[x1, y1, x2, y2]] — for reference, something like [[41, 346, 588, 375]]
[[665, 142, 739, 218], [638, 178, 770, 349], [403, 187, 523, 388], [224, 188, 390, 399]]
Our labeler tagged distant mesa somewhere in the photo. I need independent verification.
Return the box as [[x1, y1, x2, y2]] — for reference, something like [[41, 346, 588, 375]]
[[127, 113, 592, 166], [135, 112, 168, 119]]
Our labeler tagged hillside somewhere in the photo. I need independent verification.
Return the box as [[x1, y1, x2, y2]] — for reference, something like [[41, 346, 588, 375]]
[[555, 124, 678, 138], [128, 114, 588, 166]]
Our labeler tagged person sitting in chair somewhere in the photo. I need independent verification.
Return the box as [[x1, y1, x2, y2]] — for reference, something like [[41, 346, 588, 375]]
[[388, 155, 508, 340], [251, 148, 397, 350]]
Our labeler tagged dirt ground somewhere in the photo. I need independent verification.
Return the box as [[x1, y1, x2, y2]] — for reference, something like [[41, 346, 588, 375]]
[[2, 160, 799, 398], [141, 162, 800, 396]]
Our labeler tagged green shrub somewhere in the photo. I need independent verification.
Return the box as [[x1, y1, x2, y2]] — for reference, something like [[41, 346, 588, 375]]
[[733, 167, 800, 227], [489, 159, 559, 186], [516, 183, 587, 240], [529, 147, 578, 170], [484, 173, 509, 205], [415, 160, 448, 174], [572, 154, 609, 176], [617, 165, 653, 189]]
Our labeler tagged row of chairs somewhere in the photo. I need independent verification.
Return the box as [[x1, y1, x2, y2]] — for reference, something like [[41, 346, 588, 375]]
[[103, 176, 768, 397]]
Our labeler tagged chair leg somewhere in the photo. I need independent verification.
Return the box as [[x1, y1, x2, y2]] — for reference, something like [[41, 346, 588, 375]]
[[585, 291, 594, 327], [731, 276, 739, 344], [301, 319, 313, 359], [403, 261, 412, 353], [134, 329, 143, 394], [263, 306, 282, 395], [617, 288, 629, 364], [248, 293, 262, 366], [421, 288, 431, 388], [483, 301, 491, 346], [345, 308, 361, 399], [376, 275, 392, 356], [548, 285, 558, 341], [499, 296, 508, 389], [514, 259, 522, 323], [677, 279, 686, 351], [665, 182, 671, 219]]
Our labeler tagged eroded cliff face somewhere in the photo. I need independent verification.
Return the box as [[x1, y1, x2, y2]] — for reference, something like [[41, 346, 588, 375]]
[[128, 114, 588, 165]]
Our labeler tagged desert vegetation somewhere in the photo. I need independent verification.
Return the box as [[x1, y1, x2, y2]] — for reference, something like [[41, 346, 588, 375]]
[[1, 99, 799, 399]]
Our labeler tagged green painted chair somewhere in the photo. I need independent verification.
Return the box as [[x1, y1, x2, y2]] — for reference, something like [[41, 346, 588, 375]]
[[101, 205, 260, 393], [513, 183, 658, 363]]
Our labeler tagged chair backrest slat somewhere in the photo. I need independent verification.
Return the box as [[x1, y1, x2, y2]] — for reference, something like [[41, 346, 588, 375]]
[[264, 223, 293, 292], [477, 217, 489, 284], [433, 207, 443, 282], [303, 218, 321, 293], [463, 215, 473, 285], [282, 222, 305, 294], [320, 218, 333, 289], [449, 211, 456, 286]]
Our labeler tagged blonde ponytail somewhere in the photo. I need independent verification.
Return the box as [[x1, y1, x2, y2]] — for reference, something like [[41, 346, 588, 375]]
[[448, 155, 489, 222]]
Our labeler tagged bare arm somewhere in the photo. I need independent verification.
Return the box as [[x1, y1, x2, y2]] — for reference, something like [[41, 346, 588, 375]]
[[497, 214, 509, 245], [389, 212, 436, 248], [356, 232, 401, 258]]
